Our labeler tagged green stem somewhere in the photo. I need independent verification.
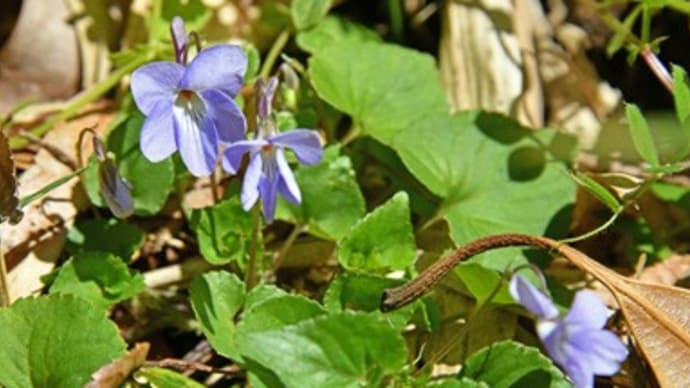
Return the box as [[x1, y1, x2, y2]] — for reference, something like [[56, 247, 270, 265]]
[[0, 235, 9, 307], [558, 209, 623, 244], [339, 126, 361, 146], [641, 4, 652, 43], [388, 0, 404, 42], [209, 170, 221, 205], [586, 0, 644, 47], [10, 54, 152, 149], [246, 205, 262, 290], [19, 167, 87, 207], [260, 29, 290, 79], [273, 224, 304, 271]]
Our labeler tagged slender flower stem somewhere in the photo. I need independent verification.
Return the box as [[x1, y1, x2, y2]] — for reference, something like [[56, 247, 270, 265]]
[[558, 208, 622, 244], [209, 169, 221, 204], [0, 234, 9, 307], [246, 205, 262, 290], [259, 29, 290, 79], [640, 46, 674, 94]]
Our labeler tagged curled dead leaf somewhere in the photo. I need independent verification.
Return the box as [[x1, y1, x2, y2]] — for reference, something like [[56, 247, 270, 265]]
[[87, 342, 150, 388], [0, 130, 22, 224]]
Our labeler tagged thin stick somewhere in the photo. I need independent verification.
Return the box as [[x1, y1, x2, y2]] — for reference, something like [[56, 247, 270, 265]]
[[0, 234, 9, 307], [146, 359, 242, 376]]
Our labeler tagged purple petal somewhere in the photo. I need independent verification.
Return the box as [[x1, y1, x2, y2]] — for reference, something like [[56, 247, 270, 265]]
[[270, 130, 323, 165], [131, 62, 184, 115], [222, 140, 266, 174], [241, 152, 262, 210], [275, 148, 301, 204], [259, 171, 279, 224], [572, 329, 628, 376], [541, 321, 595, 388], [179, 45, 247, 96], [170, 16, 188, 64], [562, 352, 595, 388], [562, 290, 610, 330], [140, 101, 177, 162], [509, 275, 559, 320], [98, 158, 134, 219], [172, 93, 218, 176], [201, 89, 246, 144], [257, 77, 279, 119]]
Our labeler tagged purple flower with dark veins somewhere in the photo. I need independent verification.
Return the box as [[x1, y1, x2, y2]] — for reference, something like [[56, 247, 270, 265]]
[[510, 275, 628, 388], [130, 17, 247, 177], [222, 77, 323, 223]]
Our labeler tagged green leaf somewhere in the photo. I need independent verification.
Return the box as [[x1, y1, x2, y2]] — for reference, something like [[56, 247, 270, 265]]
[[238, 294, 326, 334], [150, 0, 211, 42], [338, 192, 415, 271], [323, 273, 419, 330], [570, 172, 622, 212], [107, 115, 175, 215], [244, 284, 289, 310], [460, 340, 571, 388], [606, 6, 641, 57], [393, 112, 574, 268], [49, 252, 144, 310], [672, 64, 690, 124], [281, 146, 366, 240], [0, 295, 126, 388], [309, 41, 448, 143], [296, 15, 381, 54], [189, 198, 254, 265], [291, 0, 332, 30], [83, 157, 105, 207], [189, 271, 245, 360], [238, 312, 408, 387], [625, 103, 660, 167], [66, 218, 145, 260], [427, 378, 490, 388], [134, 367, 206, 388], [454, 263, 514, 305]]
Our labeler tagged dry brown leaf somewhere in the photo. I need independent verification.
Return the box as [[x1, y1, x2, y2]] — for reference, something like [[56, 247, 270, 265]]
[[1, 109, 112, 302], [639, 254, 690, 286], [558, 243, 690, 388], [87, 342, 150, 388]]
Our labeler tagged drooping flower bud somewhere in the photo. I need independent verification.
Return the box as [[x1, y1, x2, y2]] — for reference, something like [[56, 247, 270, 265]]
[[93, 137, 134, 219], [257, 76, 279, 120], [170, 16, 189, 65]]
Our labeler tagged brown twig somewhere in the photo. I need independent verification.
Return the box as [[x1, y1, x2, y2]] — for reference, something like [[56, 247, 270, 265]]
[[380, 233, 619, 311], [145, 358, 243, 376]]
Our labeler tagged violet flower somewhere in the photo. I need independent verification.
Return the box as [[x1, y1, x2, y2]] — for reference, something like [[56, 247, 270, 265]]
[[130, 17, 247, 177], [509, 275, 628, 388], [222, 77, 323, 223], [93, 137, 134, 219]]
